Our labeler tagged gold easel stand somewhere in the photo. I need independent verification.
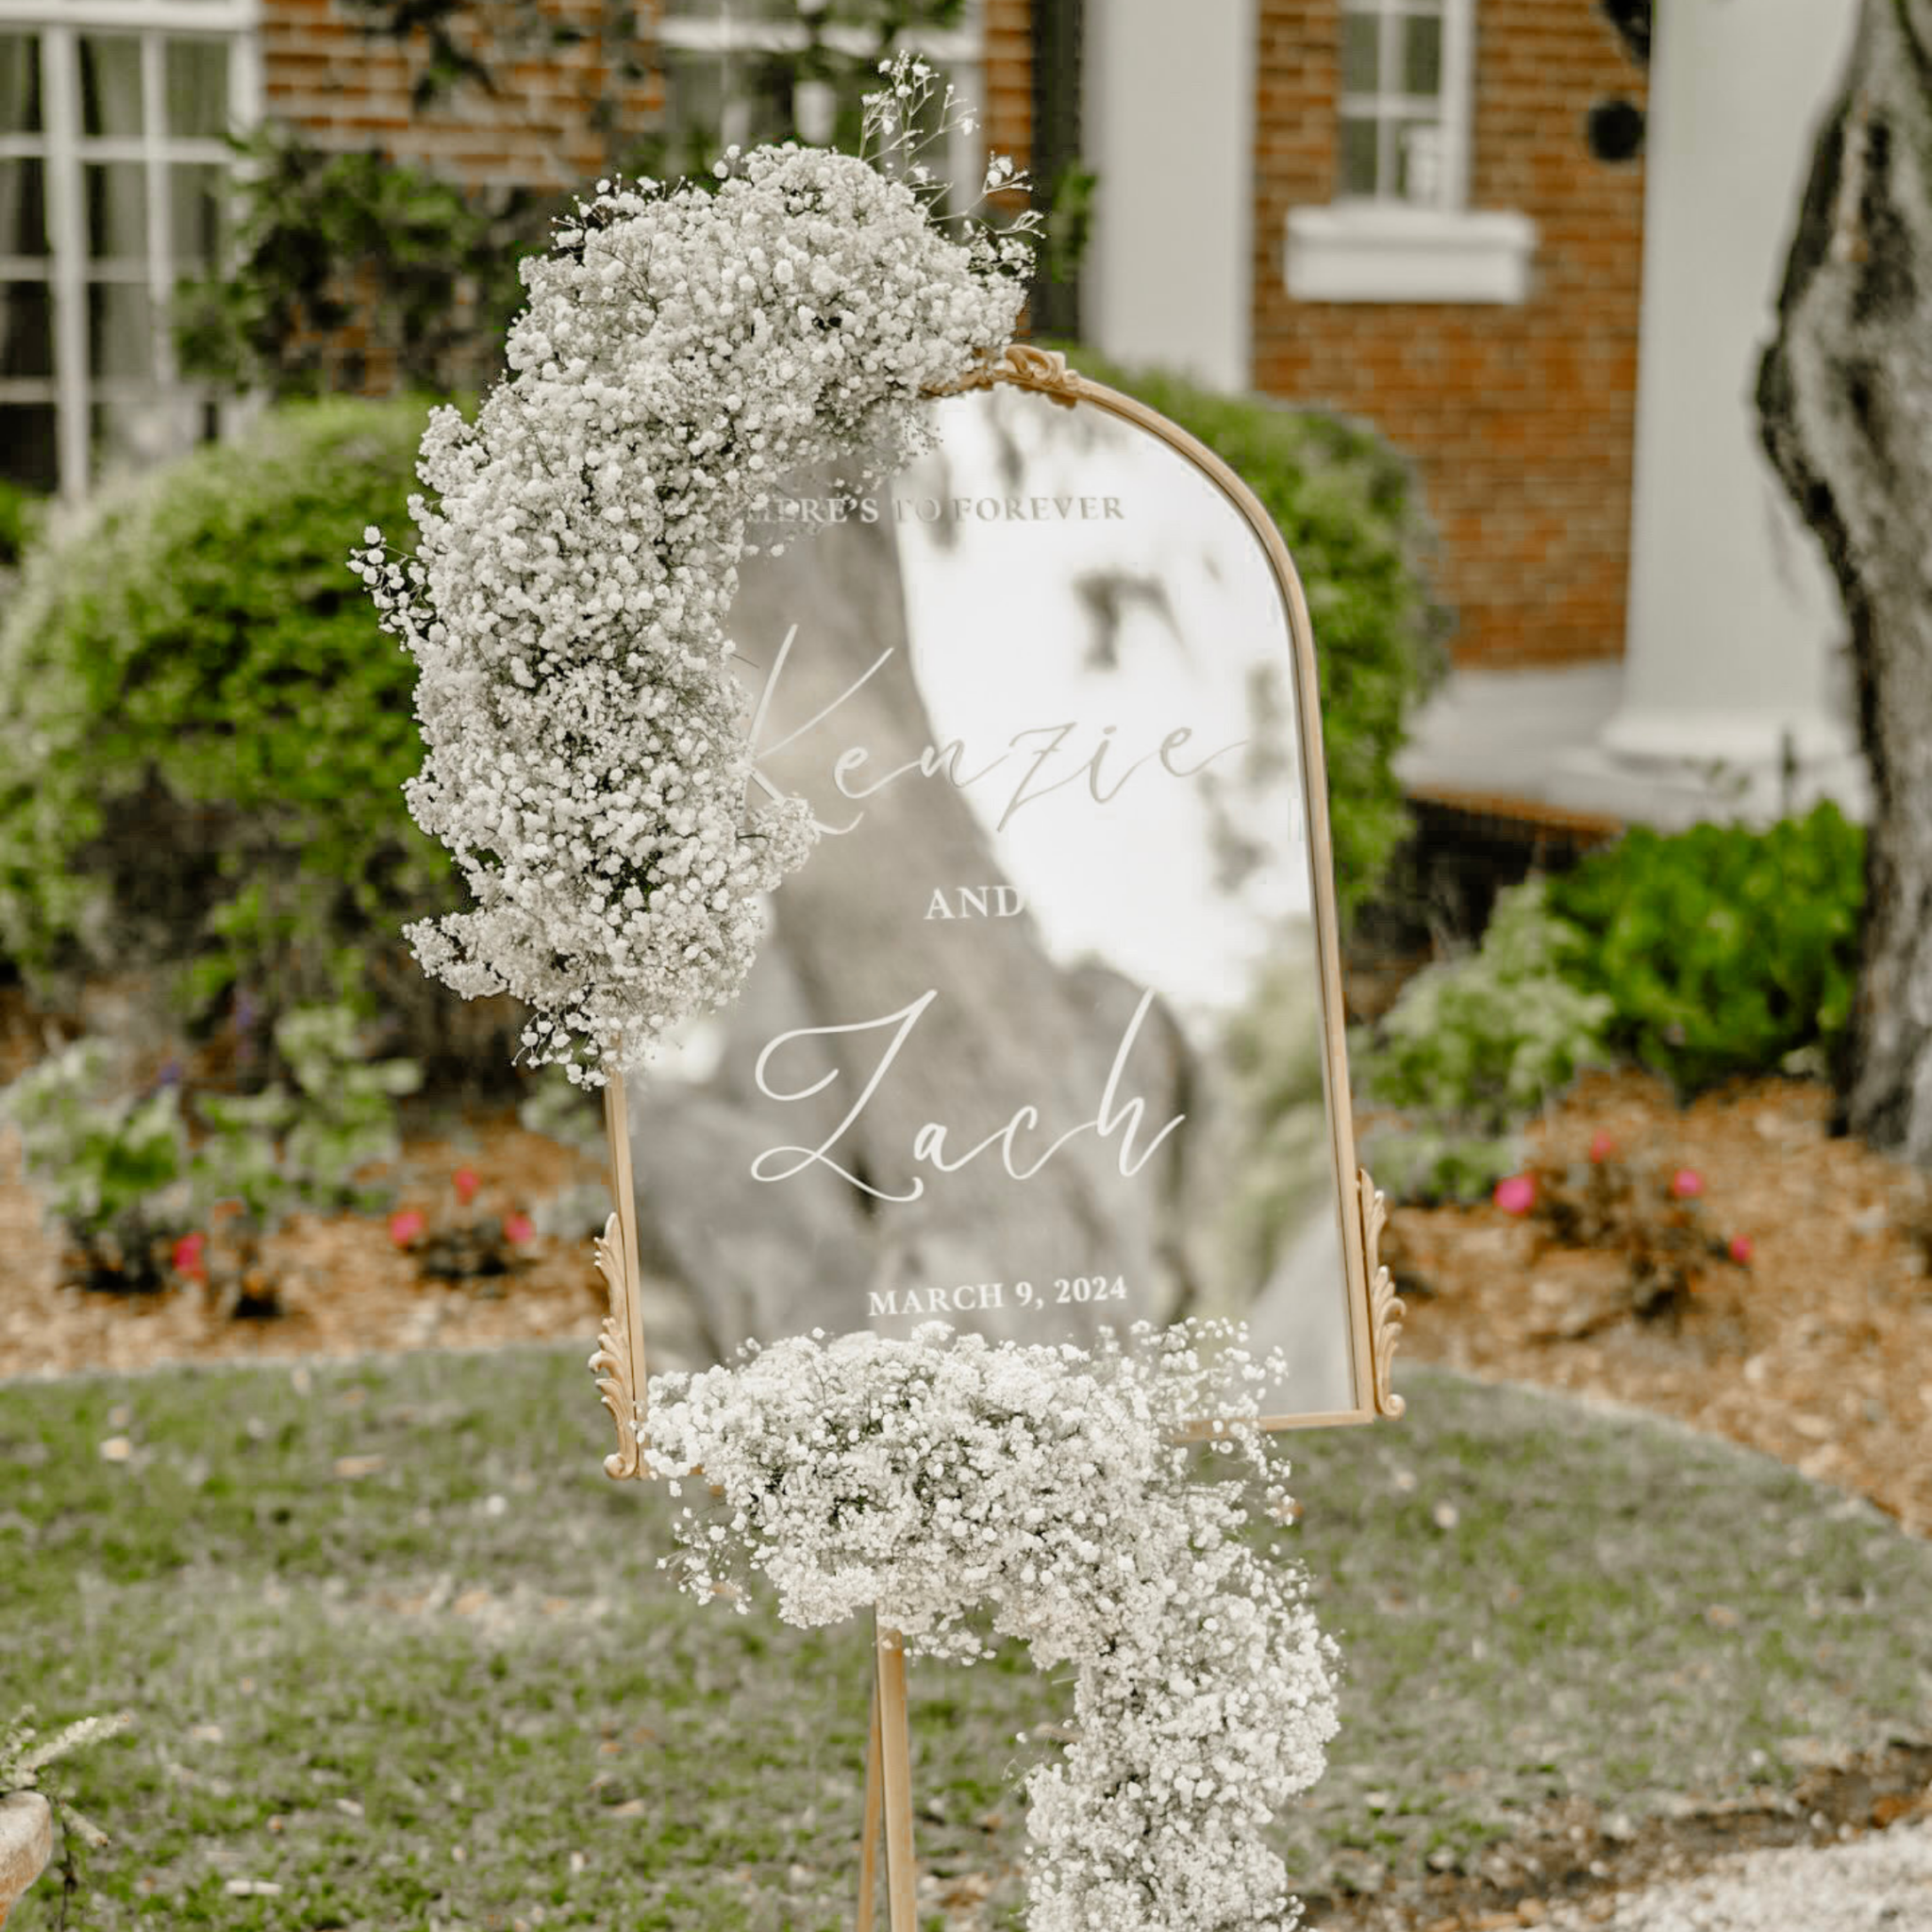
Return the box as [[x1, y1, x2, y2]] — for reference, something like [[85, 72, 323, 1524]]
[[857, 1622, 919, 1932], [588, 1070, 924, 1932]]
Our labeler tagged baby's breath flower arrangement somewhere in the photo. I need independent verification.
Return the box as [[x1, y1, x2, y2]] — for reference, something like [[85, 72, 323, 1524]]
[[358, 61, 1341, 1930], [646, 1324, 1341, 1932], [354, 59, 1033, 1084], [1, 1707, 132, 1853]]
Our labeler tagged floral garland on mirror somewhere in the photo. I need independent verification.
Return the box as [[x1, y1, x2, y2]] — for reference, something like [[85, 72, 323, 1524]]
[[354, 59, 1032, 1086], [647, 1324, 1341, 1932]]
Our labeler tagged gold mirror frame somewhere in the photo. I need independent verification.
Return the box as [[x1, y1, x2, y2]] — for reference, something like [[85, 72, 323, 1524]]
[[591, 344, 1405, 1474]]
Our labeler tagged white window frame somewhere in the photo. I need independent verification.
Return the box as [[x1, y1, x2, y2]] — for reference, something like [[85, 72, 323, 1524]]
[[1338, 0, 1473, 210], [1286, 0, 1536, 306], [655, 3, 985, 211], [0, 0, 261, 503]]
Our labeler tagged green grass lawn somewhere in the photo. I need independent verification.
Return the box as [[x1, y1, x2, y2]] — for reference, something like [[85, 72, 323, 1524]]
[[2, 1347, 1927, 1930]]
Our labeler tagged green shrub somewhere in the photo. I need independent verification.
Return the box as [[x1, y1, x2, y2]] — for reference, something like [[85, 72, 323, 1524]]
[[0, 396, 513, 1066], [1357, 881, 1615, 1202], [1545, 802, 1863, 1093], [192, 1004, 421, 1225], [0, 1008, 418, 1290], [1060, 346, 1448, 928], [1356, 1124, 1531, 1208], [0, 1041, 188, 1257], [0, 475, 47, 568], [173, 124, 550, 402]]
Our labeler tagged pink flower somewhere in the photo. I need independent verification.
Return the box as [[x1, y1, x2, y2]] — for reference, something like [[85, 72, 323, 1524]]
[[172, 1230, 208, 1279], [388, 1208, 427, 1247], [503, 1211, 536, 1246], [1492, 1174, 1537, 1217], [452, 1166, 480, 1206], [1669, 1168, 1705, 1201], [1728, 1234, 1754, 1265], [1588, 1130, 1616, 1163]]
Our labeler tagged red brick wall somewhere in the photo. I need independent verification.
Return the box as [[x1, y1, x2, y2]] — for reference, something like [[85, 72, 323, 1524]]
[[258, 0, 1030, 384], [985, 0, 1033, 176], [1254, 0, 1647, 668], [260, 0, 659, 192], [262, 0, 1029, 194]]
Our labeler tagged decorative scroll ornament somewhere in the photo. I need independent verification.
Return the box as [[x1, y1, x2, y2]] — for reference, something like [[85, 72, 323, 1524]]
[[931, 341, 1086, 408], [589, 1210, 644, 1480], [1358, 1168, 1407, 1419]]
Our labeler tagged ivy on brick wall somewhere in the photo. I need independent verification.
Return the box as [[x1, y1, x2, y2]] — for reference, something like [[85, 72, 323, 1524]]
[[172, 125, 557, 400], [176, 0, 991, 401]]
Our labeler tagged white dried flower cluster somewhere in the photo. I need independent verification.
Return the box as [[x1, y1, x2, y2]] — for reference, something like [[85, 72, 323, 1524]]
[[354, 58, 1033, 1083], [645, 1323, 1341, 1932], [1, 1706, 132, 1850]]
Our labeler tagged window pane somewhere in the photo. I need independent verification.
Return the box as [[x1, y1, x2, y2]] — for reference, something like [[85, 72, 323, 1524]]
[[1403, 13, 1442, 98], [80, 37, 145, 138], [824, 0, 956, 25], [1397, 117, 1445, 204], [0, 159, 50, 258], [0, 401, 57, 492], [0, 33, 43, 137], [662, 0, 795, 19], [1340, 12, 1379, 93], [0, 279, 53, 378], [85, 162, 148, 262], [662, 49, 796, 170], [1339, 115, 1380, 196], [170, 163, 228, 267], [89, 280, 154, 379], [165, 38, 228, 139]]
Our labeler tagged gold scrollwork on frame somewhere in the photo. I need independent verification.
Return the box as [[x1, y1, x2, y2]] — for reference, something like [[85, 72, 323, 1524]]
[[1358, 1170, 1407, 1420], [590, 1211, 646, 1480]]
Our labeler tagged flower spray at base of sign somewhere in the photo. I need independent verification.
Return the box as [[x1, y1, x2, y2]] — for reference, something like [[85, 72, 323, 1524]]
[[646, 1321, 1341, 1932]]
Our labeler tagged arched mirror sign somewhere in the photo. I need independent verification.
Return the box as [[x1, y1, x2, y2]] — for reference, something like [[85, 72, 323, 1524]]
[[616, 351, 1402, 1429]]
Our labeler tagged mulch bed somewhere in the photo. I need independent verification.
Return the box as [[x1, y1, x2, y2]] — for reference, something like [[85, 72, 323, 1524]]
[[5, 1065, 1929, 1541], [3, 1058, 1929, 1932], [0, 1114, 617, 1382], [1381, 1068, 1932, 1539]]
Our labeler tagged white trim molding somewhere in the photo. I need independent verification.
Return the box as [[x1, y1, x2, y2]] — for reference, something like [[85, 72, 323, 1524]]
[[1083, 0, 1256, 391], [1285, 202, 1537, 305]]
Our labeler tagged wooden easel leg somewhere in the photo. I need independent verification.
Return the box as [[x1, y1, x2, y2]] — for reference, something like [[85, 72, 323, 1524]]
[[875, 1620, 919, 1932], [855, 1672, 883, 1932]]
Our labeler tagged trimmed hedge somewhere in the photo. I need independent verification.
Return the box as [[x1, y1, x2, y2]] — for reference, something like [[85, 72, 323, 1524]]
[[0, 396, 472, 1044]]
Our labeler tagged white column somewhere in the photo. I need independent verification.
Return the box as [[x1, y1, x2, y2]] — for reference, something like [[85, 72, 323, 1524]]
[[1081, 0, 1256, 392], [1596, 0, 1865, 819]]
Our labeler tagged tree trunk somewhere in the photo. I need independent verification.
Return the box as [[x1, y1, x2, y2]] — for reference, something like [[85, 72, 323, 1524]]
[[1757, 0, 1932, 1161]]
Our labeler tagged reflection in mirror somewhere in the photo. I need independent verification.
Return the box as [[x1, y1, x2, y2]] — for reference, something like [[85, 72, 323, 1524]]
[[623, 380, 1362, 1422]]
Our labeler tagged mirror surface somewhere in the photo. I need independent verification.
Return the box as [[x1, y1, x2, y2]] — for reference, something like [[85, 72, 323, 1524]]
[[625, 380, 1361, 1420]]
